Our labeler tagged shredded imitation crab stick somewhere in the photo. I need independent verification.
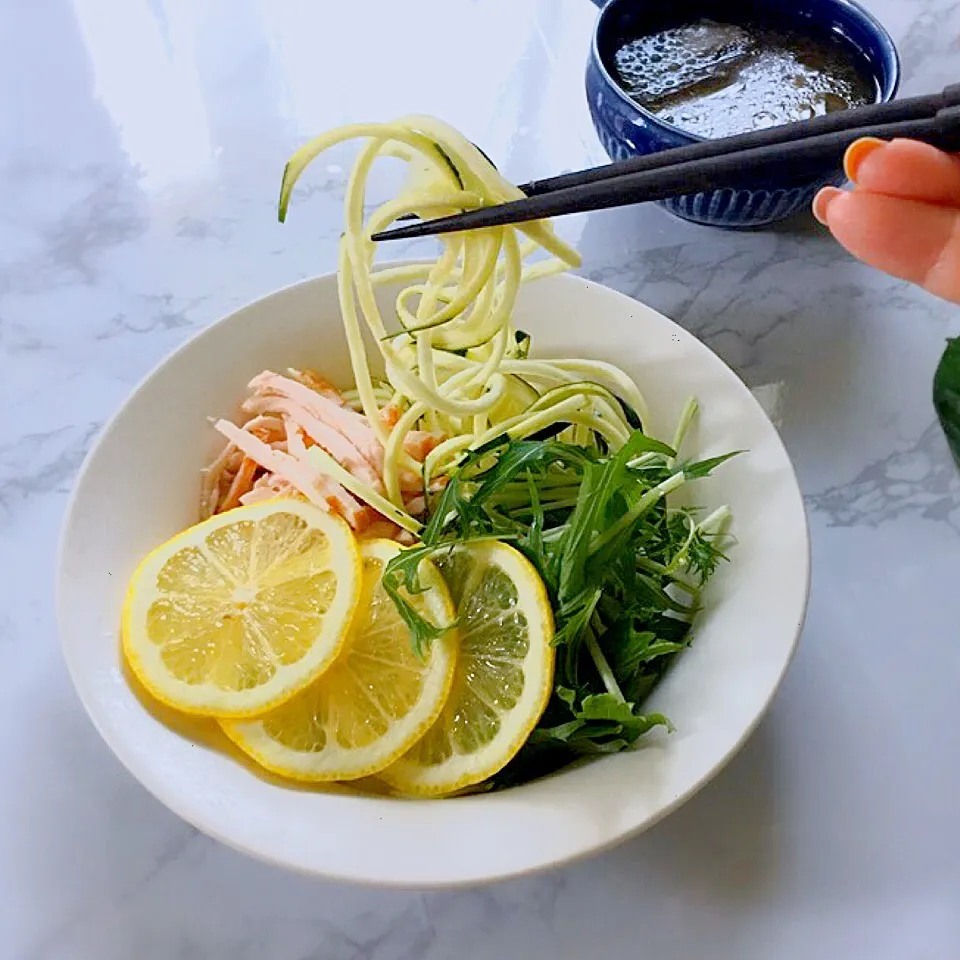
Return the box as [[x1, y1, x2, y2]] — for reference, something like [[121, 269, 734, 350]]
[[202, 369, 441, 538], [212, 417, 371, 529]]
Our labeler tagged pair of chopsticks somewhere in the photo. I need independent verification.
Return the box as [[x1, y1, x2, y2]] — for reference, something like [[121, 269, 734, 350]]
[[371, 84, 960, 241]]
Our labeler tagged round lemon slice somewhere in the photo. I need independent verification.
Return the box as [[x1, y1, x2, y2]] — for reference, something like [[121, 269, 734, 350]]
[[122, 500, 361, 718], [221, 539, 457, 781], [380, 541, 554, 797]]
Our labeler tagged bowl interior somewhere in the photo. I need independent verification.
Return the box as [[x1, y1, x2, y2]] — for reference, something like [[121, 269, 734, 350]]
[[58, 269, 809, 886], [595, 0, 900, 131]]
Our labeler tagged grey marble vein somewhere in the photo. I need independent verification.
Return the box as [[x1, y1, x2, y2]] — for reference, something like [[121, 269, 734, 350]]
[[0, 166, 147, 297], [0, 422, 102, 512], [807, 422, 960, 529]]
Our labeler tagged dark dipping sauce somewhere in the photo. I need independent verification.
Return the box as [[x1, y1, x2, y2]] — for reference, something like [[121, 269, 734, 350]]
[[613, 18, 879, 139]]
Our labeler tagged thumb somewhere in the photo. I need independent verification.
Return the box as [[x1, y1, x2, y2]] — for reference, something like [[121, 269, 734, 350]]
[[814, 187, 960, 304]]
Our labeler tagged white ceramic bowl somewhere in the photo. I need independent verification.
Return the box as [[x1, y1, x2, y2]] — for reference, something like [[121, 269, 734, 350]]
[[58, 268, 809, 886]]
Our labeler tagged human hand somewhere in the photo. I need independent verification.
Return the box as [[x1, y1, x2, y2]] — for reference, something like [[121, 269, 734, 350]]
[[813, 138, 960, 303]]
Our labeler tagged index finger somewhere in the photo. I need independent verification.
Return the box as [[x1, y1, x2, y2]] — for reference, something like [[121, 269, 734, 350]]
[[846, 138, 960, 207]]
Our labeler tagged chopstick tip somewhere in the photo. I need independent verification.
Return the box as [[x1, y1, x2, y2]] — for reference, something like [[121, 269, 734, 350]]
[[370, 224, 422, 242]]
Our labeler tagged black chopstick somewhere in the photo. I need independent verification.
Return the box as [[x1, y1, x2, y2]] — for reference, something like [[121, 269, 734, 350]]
[[372, 90, 960, 242], [393, 85, 960, 222], [516, 83, 960, 198]]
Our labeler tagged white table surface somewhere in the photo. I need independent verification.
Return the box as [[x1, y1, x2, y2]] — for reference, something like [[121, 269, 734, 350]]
[[3, 0, 960, 957]]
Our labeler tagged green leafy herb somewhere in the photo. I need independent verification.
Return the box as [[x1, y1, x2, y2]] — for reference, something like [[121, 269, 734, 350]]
[[381, 543, 451, 658], [382, 422, 737, 787], [934, 337, 960, 469]]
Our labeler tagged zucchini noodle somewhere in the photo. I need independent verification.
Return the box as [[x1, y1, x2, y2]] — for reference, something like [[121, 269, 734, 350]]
[[280, 116, 650, 527]]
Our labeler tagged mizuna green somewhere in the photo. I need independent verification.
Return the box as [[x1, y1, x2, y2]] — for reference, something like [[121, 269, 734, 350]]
[[384, 407, 737, 788]]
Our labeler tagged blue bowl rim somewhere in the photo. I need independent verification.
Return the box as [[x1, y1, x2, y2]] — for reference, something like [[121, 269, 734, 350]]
[[589, 0, 903, 145]]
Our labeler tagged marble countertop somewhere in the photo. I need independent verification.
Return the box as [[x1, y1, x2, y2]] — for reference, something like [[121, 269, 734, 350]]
[[4, 0, 960, 957]]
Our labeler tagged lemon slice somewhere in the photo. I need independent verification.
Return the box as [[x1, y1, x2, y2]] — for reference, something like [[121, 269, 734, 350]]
[[122, 500, 361, 718], [221, 539, 457, 781], [380, 541, 554, 796]]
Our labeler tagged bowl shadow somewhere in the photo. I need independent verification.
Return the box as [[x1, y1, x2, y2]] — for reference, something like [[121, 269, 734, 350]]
[[121, 659, 391, 798], [603, 709, 784, 903]]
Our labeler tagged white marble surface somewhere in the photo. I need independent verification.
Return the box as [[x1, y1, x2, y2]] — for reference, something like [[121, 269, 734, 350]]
[[3, 0, 960, 956]]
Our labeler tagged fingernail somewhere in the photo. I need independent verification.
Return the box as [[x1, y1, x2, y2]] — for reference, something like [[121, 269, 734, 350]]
[[812, 187, 843, 225], [843, 137, 886, 183]]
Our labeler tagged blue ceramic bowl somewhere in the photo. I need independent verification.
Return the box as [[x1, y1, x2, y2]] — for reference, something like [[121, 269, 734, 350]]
[[585, 0, 901, 228]]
